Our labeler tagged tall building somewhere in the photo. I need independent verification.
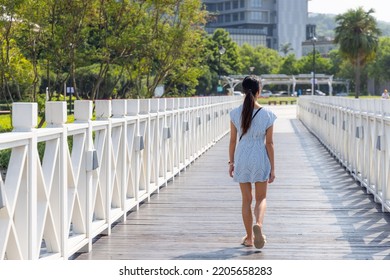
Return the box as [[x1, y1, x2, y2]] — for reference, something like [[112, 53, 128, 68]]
[[203, 0, 309, 57]]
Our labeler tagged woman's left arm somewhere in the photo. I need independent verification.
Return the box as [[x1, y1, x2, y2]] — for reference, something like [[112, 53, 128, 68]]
[[265, 125, 275, 183]]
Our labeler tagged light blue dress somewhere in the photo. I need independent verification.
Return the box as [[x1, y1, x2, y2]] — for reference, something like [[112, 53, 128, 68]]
[[230, 105, 277, 183]]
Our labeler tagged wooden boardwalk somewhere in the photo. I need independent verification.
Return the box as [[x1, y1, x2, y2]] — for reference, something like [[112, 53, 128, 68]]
[[74, 105, 390, 260]]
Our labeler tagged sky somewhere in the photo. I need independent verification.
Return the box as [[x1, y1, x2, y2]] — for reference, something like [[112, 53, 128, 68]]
[[308, 0, 389, 23]]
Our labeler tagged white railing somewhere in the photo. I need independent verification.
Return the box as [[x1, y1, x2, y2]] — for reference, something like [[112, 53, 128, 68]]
[[0, 96, 242, 260], [297, 96, 390, 212]]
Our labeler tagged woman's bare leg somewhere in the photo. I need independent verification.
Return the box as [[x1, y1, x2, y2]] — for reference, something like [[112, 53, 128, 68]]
[[239, 183, 253, 245], [254, 181, 267, 228]]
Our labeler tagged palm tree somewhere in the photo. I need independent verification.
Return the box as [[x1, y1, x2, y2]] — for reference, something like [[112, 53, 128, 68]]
[[334, 7, 381, 98], [279, 43, 293, 56]]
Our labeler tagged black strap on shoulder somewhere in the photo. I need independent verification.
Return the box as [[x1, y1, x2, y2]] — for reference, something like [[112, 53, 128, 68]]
[[239, 107, 262, 141], [252, 107, 262, 120]]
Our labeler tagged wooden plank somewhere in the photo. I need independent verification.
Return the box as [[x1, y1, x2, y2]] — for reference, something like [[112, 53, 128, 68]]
[[73, 105, 390, 260]]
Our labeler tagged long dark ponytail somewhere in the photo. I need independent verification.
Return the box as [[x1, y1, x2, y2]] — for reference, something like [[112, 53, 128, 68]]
[[241, 75, 261, 136]]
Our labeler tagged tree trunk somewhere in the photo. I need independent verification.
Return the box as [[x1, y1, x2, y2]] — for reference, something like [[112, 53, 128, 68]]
[[91, 63, 109, 100], [355, 55, 361, 99]]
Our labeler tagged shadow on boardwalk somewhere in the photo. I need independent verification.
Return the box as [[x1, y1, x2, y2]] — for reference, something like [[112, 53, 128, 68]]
[[74, 106, 390, 260]]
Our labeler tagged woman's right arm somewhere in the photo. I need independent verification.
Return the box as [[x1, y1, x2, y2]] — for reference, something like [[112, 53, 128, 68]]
[[229, 121, 237, 177]]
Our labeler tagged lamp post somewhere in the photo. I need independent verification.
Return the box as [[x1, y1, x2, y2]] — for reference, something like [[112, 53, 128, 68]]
[[217, 45, 226, 94], [311, 36, 317, 95], [218, 45, 226, 80]]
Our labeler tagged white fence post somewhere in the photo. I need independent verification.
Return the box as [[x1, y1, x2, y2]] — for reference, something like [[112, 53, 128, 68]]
[[46, 101, 67, 259], [139, 99, 150, 201], [149, 99, 159, 194], [74, 100, 93, 253], [12, 103, 38, 259], [95, 99, 113, 232], [125, 99, 140, 212], [165, 98, 176, 181], [158, 99, 167, 187], [112, 100, 127, 223]]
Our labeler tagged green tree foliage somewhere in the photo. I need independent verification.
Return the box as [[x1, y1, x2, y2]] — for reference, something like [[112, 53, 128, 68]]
[[196, 28, 241, 95], [239, 44, 281, 75], [279, 43, 293, 56], [334, 7, 381, 98], [211, 29, 241, 76], [0, 37, 34, 102], [298, 51, 333, 75], [0, 0, 26, 102], [0, 0, 209, 100], [367, 37, 390, 83], [279, 54, 299, 75], [309, 13, 390, 38], [4, 1, 390, 101]]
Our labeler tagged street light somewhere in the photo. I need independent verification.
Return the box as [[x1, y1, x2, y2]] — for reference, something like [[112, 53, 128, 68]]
[[217, 45, 226, 94], [218, 45, 226, 81], [311, 36, 317, 95]]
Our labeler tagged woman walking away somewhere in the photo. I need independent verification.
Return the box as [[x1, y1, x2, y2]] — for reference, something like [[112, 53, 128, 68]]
[[228, 75, 276, 249]]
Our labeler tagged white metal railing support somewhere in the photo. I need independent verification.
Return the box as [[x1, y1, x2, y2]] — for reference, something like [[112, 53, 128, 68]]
[[12, 103, 38, 259], [46, 101, 68, 259], [74, 100, 94, 254]]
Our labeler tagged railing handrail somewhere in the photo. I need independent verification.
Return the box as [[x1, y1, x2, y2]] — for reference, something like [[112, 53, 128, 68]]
[[0, 96, 243, 260]]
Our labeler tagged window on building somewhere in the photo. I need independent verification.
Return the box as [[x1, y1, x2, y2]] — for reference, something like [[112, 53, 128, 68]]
[[233, 13, 239, 21], [251, 0, 262, 8], [240, 0, 245, 8], [225, 2, 231, 10], [217, 3, 224, 11], [225, 14, 231, 22], [249, 11, 267, 22], [240, 12, 245, 20], [206, 3, 217, 12], [233, 0, 239, 9]]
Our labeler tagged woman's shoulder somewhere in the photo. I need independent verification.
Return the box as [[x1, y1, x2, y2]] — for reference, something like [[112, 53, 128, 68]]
[[260, 106, 275, 114], [230, 105, 242, 115], [260, 107, 277, 120]]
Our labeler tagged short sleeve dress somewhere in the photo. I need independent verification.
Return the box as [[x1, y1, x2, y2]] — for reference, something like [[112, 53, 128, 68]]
[[229, 105, 277, 183]]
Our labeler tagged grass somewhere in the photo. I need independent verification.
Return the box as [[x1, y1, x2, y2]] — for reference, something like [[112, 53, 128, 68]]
[[258, 96, 297, 105], [0, 114, 75, 133], [0, 114, 12, 133]]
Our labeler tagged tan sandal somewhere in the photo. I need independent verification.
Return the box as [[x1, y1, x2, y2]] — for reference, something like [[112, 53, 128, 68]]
[[241, 236, 253, 247], [253, 224, 266, 249]]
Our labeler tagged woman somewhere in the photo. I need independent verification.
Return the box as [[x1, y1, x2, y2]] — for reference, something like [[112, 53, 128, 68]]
[[228, 75, 276, 249], [381, 89, 389, 99]]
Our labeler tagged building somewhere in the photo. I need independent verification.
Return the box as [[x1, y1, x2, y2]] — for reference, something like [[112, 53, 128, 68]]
[[203, 0, 309, 57]]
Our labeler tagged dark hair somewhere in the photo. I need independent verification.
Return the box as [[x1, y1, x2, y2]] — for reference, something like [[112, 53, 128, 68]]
[[241, 75, 261, 136]]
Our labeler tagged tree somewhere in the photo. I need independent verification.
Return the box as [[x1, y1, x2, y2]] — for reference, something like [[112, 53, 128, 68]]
[[0, 0, 25, 102], [211, 28, 241, 76], [334, 7, 381, 98], [196, 28, 241, 95], [298, 51, 332, 75], [279, 43, 293, 56], [239, 44, 281, 76], [279, 54, 299, 75], [367, 37, 390, 86]]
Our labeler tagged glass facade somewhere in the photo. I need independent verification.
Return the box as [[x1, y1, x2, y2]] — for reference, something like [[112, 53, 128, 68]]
[[203, 0, 309, 57]]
